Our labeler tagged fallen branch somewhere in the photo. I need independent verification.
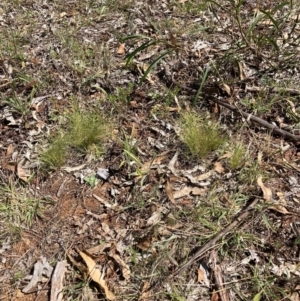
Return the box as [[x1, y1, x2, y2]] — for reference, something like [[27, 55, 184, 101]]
[[172, 79, 300, 141], [246, 85, 300, 96], [210, 96, 300, 141], [169, 198, 260, 278], [147, 198, 260, 295]]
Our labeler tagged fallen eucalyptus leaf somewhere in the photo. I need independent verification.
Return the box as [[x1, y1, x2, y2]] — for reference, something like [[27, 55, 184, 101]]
[[79, 251, 116, 300]]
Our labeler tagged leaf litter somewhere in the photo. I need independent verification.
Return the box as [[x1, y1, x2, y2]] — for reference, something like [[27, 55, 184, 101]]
[[1, 0, 300, 300]]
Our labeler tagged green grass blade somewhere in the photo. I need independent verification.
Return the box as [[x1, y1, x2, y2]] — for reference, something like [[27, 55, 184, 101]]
[[125, 40, 157, 65], [121, 34, 151, 41], [259, 9, 280, 31], [139, 49, 174, 84], [123, 149, 143, 167], [193, 63, 210, 106]]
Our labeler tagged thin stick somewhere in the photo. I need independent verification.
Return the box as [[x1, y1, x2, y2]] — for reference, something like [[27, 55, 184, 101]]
[[169, 198, 260, 278], [172, 79, 300, 141], [210, 96, 300, 141]]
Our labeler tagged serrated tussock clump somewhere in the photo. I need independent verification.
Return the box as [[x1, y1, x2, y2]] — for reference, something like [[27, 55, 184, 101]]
[[40, 108, 112, 170], [179, 112, 227, 159]]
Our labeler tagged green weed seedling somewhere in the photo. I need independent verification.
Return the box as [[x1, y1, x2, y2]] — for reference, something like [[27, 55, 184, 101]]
[[83, 174, 98, 188]]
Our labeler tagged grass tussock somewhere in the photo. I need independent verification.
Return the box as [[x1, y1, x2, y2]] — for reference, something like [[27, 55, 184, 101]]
[[229, 142, 247, 170], [180, 112, 227, 159], [40, 107, 112, 170], [0, 182, 46, 242]]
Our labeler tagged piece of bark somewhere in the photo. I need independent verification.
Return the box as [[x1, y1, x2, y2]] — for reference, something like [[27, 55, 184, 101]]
[[50, 260, 67, 301]]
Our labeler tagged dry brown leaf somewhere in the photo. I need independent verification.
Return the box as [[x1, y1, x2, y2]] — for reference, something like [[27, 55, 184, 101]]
[[257, 177, 272, 201], [17, 163, 28, 182], [269, 204, 289, 214], [141, 154, 167, 174], [177, 199, 193, 206], [165, 180, 175, 204], [195, 170, 214, 181], [289, 292, 300, 301], [137, 238, 152, 251], [86, 243, 112, 255], [117, 43, 125, 55], [16, 289, 24, 298], [79, 251, 116, 300], [277, 192, 287, 205], [198, 268, 204, 282], [269, 192, 289, 214], [198, 263, 210, 286], [173, 186, 206, 199], [2, 144, 14, 170], [4, 162, 16, 172], [237, 61, 245, 80], [222, 84, 231, 96], [214, 162, 225, 174], [130, 100, 138, 108], [167, 106, 180, 112], [6, 143, 14, 157], [108, 250, 131, 281], [218, 152, 232, 160], [139, 281, 152, 301], [290, 285, 300, 301]]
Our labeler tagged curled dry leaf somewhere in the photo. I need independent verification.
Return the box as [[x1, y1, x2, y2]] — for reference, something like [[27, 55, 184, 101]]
[[3, 144, 13, 162], [211, 292, 220, 301], [198, 268, 205, 282], [173, 186, 206, 199], [269, 192, 289, 214], [79, 251, 116, 301], [269, 204, 289, 214], [2, 144, 16, 171], [257, 179, 289, 214], [140, 153, 168, 174], [198, 263, 210, 286], [195, 170, 214, 181], [257, 176, 272, 201], [138, 281, 152, 301], [222, 83, 231, 96], [117, 43, 125, 55], [137, 237, 152, 251], [218, 152, 232, 160], [214, 162, 224, 174], [108, 249, 131, 281], [165, 180, 175, 204], [17, 163, 28, 182]]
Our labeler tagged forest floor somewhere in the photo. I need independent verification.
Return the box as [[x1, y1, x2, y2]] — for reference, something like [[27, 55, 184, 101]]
[[1, 0, 300, 300]]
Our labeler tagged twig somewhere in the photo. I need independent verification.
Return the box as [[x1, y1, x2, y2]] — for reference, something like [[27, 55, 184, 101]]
[[210, 96, 300, 141], [147, 198, 260, 295], [172, 79, 300, 141], [246, 85, 300, 96], [169, 198, 260, 278], [210, 250, 229, 301]]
